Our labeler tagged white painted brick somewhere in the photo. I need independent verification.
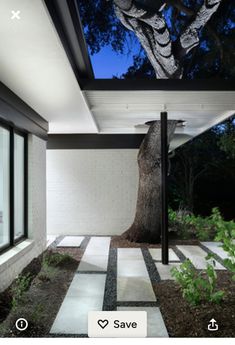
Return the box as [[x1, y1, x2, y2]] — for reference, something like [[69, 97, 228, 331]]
[[0, 135, 47, 292], [47, 149, 139, 236]]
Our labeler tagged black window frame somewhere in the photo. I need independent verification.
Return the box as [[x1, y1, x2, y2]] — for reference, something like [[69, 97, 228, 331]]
[[0, 118, 28, 254]]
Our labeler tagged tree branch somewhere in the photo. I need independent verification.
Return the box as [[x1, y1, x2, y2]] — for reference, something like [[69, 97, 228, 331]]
[[178, 0, 222, 57], [113, 0, 222, 78], [114, 1, 182, 78]]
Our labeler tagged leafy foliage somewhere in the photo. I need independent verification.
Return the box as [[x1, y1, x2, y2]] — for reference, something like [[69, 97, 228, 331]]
[[168, 117, 235, 217], [77, 0, 235, 79], [169, 207, 235, 241], [11, 273, 31, 310], [214, 211, 235, 280], [171, 259, 224, 306], [43, 251, 73, 268], [78, 0, 135, 55], [219, 116, 235, 159]]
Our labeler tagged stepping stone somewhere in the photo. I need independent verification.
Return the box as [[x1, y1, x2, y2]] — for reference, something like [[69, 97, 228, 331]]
[[47, 235, 57, 247], [50, 274, 106, 334], [78, 255, 108, 271], [177, 245, 226, 270], [118, 307, 168, 337], [118, 248, 143, 259], [84, 237, 110, 256], [117, 277, 156, 302], [155, 263, 181, 280], [202, 242, 229, 260], [118, 259, 150, 277], [78, 237, 111, 272], [149, 248, 180, 262], [117, 248, 156, 302], [57, 236, 84, 248]]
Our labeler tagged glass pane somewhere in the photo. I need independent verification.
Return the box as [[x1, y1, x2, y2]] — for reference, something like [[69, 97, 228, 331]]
[[0, 126, 10, 249], [14, 134, 25, 240]]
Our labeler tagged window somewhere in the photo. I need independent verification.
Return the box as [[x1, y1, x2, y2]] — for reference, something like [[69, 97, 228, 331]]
[[0, 121, 27, 253], [0, 126, 10, 250], [14, 133, 25, 240]]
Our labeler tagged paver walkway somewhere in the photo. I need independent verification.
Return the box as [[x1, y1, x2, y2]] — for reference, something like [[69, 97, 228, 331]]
[[50, 240, 227, 337], [78, 237, 110, 271], [117, 248, 156, 302], [177, 245, 226, 270], [201, 242, 229, 260], [57, 236, 84, 247]]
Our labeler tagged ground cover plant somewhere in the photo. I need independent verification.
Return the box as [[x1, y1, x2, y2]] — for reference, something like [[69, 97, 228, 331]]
[[213, 212, 235, 280], [169, 207, 235, 241], [0, 250, 80, 337], [171, 258, 224, 306]]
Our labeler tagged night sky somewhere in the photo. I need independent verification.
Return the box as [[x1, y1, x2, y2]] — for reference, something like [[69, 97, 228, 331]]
[[89, 42, 141, 78], [79, 1, 235, 79]]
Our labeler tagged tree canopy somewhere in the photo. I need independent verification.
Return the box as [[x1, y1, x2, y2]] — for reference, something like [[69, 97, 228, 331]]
[[77, 0, 235, 79]]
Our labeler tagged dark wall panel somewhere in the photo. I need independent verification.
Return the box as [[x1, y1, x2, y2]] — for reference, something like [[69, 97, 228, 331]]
[[47, 134, 145, 149]]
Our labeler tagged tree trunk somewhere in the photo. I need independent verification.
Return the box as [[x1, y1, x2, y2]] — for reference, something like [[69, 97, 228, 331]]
[[113, 0, 222, 79], [122, 120, 177, 243]]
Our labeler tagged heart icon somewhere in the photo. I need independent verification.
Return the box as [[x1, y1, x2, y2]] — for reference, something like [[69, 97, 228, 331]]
[[97, 319, 109, 329]]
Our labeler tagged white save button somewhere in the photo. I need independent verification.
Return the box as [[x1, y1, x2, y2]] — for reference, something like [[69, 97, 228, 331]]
[[88, 311, 147, 338]]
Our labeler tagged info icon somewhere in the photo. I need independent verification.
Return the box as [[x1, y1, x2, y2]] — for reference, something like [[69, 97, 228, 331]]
[[15, 318, 28, 331]]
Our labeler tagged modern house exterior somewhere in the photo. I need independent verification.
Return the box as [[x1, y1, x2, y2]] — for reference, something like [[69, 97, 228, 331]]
[[0, 0, 235, 291]]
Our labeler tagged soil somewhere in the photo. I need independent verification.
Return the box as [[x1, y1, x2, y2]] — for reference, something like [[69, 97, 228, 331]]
[[154, 271, 235, 337], [0, 248, 82, 337], [111, 235, 199, 248], [0, 256, 42, 324]]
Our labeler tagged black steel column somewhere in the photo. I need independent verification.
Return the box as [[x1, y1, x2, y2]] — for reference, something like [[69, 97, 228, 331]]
[[161, 112, 169, 264]]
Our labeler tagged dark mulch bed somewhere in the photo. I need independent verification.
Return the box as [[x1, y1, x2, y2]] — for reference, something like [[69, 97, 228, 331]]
[[0, 256, 42, 324], [111, 235, 199, 248], [0, 247, 83, 337], [154, 271, 235, 337], [52, 247, 84, 262]]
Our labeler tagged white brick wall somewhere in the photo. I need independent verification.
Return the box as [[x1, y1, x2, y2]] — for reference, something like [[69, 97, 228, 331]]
[[47, 149, 139, 236], [0, 135, 47, 292]]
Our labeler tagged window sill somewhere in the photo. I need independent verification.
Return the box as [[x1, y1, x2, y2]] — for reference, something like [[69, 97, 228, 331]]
[[0, 239, 34, 274]]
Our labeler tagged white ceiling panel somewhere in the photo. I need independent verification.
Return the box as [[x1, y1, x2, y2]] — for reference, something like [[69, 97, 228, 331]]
[[0, 0, 97, 133], [84, 90, 235, 148]]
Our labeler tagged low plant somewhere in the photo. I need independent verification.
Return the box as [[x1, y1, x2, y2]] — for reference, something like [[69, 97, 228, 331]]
[[168, 208, 193, 239], [169, 207, 235, 242], [11, 273, 31, 310], [31, 303, 45, 323], [43, 251, 73, 267], [37, 261, 57, 282], [171, 258, 224, 306], [213, 210, 235, 280]]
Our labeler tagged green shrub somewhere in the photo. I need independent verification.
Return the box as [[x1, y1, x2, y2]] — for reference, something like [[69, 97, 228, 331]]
[[11, 273, 31, 310], [213, 210, 235, 280], [169, 207, 235, 242], [168, 208, 193, 239], [171, 259, 224, 306], [43, 251, 73, 267]]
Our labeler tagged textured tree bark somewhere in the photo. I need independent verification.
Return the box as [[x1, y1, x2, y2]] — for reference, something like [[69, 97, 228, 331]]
[[122, 120, 177, 243], [113, 0, 222, 78]]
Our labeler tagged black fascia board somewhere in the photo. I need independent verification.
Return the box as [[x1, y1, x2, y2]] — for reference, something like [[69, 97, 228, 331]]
[[0, 82, 48, 140], [80, 78, 235, 91], [47, 134, 145, 149], [44, 0, 94, 81]]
